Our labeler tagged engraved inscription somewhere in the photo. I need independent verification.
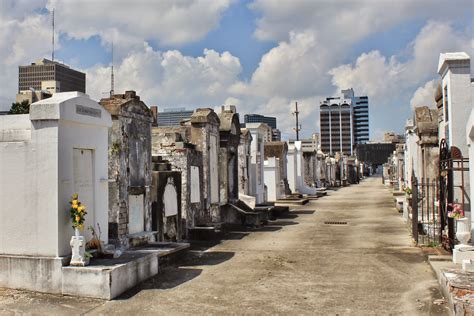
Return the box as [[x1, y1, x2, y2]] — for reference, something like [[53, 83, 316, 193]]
[[76, 104, 101, 118]]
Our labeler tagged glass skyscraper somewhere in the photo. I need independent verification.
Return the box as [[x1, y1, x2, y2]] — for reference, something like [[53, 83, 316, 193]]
[[353, 96, 369, 144], [157, 108, 194, 127], [244, 114, 277, 130]]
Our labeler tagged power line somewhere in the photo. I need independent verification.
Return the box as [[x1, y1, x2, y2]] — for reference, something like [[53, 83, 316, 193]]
[[110, 41, 114, 96]]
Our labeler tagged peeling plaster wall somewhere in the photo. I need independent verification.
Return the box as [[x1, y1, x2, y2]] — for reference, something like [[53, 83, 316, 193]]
[[151, 168, 182, 241], [189, 109, 221, 222], [151, 127, 206, 232], [303, 152, 317, 186], [219, 111, 241, 205], [101, 93, 153, 247], [238, 131, 252, 196], [315, 154, 326, 187]]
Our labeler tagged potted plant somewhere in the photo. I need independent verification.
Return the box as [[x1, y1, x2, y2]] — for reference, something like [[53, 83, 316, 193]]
[[69, 194, 90, 266], [86, 224, 105, 258], [448, 203, 470, 246], [404, 187, 413, 206]]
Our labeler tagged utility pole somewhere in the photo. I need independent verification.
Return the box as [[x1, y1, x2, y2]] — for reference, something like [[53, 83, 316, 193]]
[[110, 41, 114, 97], [52, 9, 55, 62], [292, 101, 301, 140]]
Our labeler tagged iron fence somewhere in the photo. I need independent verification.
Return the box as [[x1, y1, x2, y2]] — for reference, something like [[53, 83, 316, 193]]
[[411, 177, 442, 246]]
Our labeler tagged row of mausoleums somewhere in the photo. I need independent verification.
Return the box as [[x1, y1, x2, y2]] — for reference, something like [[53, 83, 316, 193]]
[[0, 89, 367, 298], [382, 52, 473, 312]]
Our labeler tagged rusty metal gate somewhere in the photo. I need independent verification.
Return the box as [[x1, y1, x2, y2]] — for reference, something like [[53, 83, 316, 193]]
[[411, 175, 441, 245], [438, 139, 470, 250]]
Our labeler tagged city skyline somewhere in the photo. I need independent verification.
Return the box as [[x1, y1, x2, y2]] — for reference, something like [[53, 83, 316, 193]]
[[0, 0, 472, 140]]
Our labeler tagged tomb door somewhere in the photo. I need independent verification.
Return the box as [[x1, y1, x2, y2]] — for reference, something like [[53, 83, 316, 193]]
[[163, 177, 178, 217], [129, 194, 145, 234], [190, 166, 200, 203], [228, 154, 236, 199], [73, 148, 95, 241]]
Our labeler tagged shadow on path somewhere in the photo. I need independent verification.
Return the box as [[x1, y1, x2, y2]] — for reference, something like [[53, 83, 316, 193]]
[[117, 251, 235, 300]]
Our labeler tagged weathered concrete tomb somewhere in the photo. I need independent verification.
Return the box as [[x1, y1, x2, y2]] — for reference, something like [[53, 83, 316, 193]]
[[345, 157, 359, 184], [287, 141, 318, 195], [0, 92, 111, 294], [218, 105, 241, 205], [152, 126, 204, 236], [188, 108, 221, 223], [100, 91, 154, 248], [238, 128, 252, 196], [315, 147, 327, 188], [152, 108, 223, 236], [151, 156, 183, 241], [264, 141, 290, 200], [245, 123, 268, 204], [414, 106, 439, 180]]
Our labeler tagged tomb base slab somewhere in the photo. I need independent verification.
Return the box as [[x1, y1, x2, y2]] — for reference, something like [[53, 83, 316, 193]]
[[453, 245, 474, 264], [462, 259, 474, 272], [0, 254, 68, 293]]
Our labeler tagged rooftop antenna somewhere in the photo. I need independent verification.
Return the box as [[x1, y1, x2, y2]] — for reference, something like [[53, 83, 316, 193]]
[[292, 101, 301, 141], [110, 41, 114, 96], [51, 9, 55, 62]]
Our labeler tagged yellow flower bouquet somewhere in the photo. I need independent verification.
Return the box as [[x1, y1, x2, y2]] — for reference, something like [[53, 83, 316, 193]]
[[69, 194, 87, 230]]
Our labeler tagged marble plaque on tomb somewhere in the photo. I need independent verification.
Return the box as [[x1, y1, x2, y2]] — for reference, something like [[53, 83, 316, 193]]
[[129, 194, 145, 234], [190, 166, 200, 203], [163, 177, 178, 217], [209, 134, 219, 203], [76, 104, 101, 118]]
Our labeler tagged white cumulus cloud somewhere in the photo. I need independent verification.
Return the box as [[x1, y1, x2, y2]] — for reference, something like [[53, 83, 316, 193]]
[[328, 21, 472, 107], [46, 0, 232, 48], [410, 80, 438, 109], [86, 44, 242, 109]]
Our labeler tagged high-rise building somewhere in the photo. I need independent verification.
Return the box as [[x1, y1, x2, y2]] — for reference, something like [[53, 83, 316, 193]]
[[244, 114, 281, 141], [244, 114, 277, 129], [320, 89, 369, 155], [320, 90, 354, 155], [271, 129, 281, 141], [18, 58, 86, 93], [156, 108, 194, 126], [353, 96, 369, 144]]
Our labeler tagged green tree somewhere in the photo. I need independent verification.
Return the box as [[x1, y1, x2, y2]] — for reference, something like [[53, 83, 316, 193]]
[[9, 100, 30, 114]]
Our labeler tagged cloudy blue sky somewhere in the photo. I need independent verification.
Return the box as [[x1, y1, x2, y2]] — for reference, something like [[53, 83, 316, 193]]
[[1, 0, 472, 139]]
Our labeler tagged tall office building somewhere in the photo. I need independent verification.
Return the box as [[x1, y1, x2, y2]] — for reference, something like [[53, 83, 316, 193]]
[[244, 114, 281, 141], [18, 58, 86, 93], [157, 108, 194, 126], [353, 96, 369, 144], [244, 114, 277, 129], [271, 129, 281, 141], [320, 89, 369, 155]]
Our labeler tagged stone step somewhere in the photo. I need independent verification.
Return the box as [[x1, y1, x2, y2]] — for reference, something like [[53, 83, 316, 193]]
[[127, 231, 158, 248], [274, 198, 309, 206], [188, 226, 223, 241]]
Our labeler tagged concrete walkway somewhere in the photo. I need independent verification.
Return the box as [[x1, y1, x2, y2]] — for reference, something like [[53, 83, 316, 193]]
[[0, 177, 448, 315]]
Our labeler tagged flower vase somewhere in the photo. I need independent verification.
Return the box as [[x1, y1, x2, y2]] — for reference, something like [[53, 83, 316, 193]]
[[70, 227, 88, 266], [456, 217, 471, 246]]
